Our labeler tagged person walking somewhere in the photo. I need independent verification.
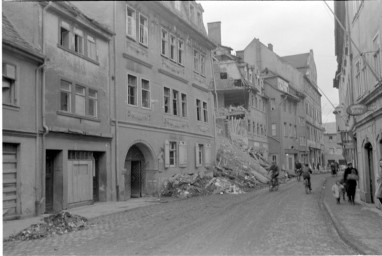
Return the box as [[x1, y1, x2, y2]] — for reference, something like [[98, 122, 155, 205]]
[[302, 163, 312, 191], [332, 180, 343, 204], [347, 169, 359, 204], [343, 162, 358, 202]]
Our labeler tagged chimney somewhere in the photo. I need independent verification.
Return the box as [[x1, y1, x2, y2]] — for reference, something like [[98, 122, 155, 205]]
[[268, 43, 273, 51], [207, 21, 222, 45]]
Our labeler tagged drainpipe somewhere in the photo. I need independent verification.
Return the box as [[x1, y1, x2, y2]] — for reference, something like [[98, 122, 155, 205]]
[[36, 1, 51, 215], [113, 1, 120, 201], [210, 51, 218, 159], [35, 62, 45, 216]]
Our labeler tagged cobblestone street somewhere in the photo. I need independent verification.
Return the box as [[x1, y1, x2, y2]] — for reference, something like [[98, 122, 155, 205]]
[[4, 175, 356, 255]]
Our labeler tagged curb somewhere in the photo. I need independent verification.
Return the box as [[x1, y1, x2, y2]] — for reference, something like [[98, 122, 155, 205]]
[[319, 177, 366, 255]]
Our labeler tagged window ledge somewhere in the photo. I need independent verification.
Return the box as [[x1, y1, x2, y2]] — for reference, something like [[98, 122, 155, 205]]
[[2, 103, 20, 111], [57, 44, 99, 65], [57, 110, 100, 122]]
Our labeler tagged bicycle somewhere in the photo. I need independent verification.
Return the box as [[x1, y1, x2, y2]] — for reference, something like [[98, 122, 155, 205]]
[[269, 177, 279, 192], [296, 169, 302, 182]]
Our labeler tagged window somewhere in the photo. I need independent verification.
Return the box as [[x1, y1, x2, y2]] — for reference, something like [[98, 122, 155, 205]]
[[74, 28, 84, 54], [260, 125, 263, 136], [178, 40, 184, 65], [203, 102, 208, 122], [253, 121, 256, 134], [139, 14, 148, 46], [87, 35, 97, 60], [289, 124, 292, 137], [272, 124, 276, 136], [88, 89, 98, 117], [161, 29, 168, 56], [196, 144, 204, 167], [305, 102, 308, 115], [141, 79, 150, 108], [254, 96, 258, 109], [127, 74, 137, 106], [173, 90, 179, 115], [126, 6, 136, 39], [170, 35, 177, 61], [2, 63, 16, 105], [169, 141, 177, 166], [60, 21, 70, 48], [181, 93, 187, 117], [257, 124, 260, 135], [220, 72, 227, 79], [200, 54, 205, 75], [164, 87, 170, 113], [75, 85, 86, 116], [196, 99, 201, 121], [259, 98, 263, 111], [194, 50, 199, 72], [270, 99, 275, 111]]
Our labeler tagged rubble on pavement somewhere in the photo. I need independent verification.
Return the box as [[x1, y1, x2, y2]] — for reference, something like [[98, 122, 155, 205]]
[[4, 211, 88, 242]]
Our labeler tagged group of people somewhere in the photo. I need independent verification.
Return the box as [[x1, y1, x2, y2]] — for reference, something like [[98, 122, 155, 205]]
[[332, 162, 358, 204]]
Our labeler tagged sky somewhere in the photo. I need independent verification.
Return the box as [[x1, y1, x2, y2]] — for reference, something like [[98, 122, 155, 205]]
[[200, 1, 338, 124]]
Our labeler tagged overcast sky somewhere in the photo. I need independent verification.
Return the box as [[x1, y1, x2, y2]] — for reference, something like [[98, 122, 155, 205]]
[[200, 1, 338, 124]]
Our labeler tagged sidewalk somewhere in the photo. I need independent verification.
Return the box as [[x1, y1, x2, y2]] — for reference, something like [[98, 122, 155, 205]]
[[322, 175, 382, 255], [2, 196, 164, 240]]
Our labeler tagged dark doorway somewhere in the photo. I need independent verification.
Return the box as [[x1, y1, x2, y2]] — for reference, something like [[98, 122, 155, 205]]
[[92, 153, 101, 202], [131, 160, 141, 198], [365, 143, 375, 204], [45, 150, 59, 213]]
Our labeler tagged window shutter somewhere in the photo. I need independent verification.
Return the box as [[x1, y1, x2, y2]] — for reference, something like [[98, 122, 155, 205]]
[[204, 143, 212, 166], [179, 141, 188, 167], [195, 143, 201, 167], [164, 140, 170, 168]]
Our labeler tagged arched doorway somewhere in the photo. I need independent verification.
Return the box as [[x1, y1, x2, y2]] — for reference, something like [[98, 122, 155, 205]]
[[364, 142, 375, 203], [126, 145, 145, 198]]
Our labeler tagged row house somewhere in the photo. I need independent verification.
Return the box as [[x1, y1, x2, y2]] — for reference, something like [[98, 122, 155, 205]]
[[4, 1, 114, 216], [334, 0, 382, 206], [71, 1, 216, 200], [2, 14, 45, 219], [243, 39, 316, 173], [281, 51, 325, 169], [208, 22, 269, 158]]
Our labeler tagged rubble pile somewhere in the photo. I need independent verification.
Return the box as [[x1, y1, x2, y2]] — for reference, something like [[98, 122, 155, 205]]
[[161, 173, 212, 199], [4, 212, 88, 242]]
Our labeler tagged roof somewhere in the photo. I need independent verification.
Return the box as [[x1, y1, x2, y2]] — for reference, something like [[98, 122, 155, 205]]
[[281, 53, 310, 69], [2, 13, 43, 58], [323, 122, 337, 134]]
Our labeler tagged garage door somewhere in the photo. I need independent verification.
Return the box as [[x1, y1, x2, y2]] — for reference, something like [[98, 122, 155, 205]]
[[3, 143, 19, 220]]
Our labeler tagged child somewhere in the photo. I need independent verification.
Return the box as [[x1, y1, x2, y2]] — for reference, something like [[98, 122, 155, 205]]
[[332, 180, 344, 204], [339, 179, 346, 200]]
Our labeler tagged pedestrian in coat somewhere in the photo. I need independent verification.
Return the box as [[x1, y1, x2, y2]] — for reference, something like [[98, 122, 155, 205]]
[[347, 169, 359, 204], [343, 162, 358, 202]]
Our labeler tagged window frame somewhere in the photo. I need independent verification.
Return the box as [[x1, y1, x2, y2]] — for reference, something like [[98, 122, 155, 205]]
[[141, 78, 151, 109], [178, 40, 184, 65], [139, 13, 149, 47], [164, 87, 171, 114], [161, 28, 168, 56], [181, 93, 187, 117], [2, 63, 17, 106], [196, 99, 202, 121], [74, 27, 84, 55], [127, 74, 138, 106], [169, 141, 177, 167], [172, 89, 179, 116], [126, 5, 137, 40], [202, 101, 208, 122], [170, 34, 177, 61], [88, 88, 98, 117]]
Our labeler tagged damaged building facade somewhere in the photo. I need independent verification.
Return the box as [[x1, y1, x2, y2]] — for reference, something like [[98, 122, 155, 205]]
[[243, 39, 324, 173], [208, 22, 269, 159]]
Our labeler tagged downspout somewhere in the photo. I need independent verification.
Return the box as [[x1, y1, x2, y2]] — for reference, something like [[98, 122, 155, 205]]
[[37, 1, 51, 215], [210, 51, 218, 157], [35, 62, 45, 216], [113, 1, 120, 201]]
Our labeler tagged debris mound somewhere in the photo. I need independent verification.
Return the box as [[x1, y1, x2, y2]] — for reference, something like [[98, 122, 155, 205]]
[[4, 212, 88, 242]]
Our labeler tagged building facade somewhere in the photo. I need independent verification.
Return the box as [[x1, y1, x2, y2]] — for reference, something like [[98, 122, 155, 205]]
[[2, 13, 45, 219], [208, 22, 269, 158], [243, 39, 318, 173], [3, 1, 114, 214], [322, 122, 345, 167], [334, 0, 382, 206], [72, 1, 217, 200]]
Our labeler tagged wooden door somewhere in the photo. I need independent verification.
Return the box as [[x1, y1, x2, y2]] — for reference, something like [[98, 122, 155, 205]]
[[2, 143, 18, 219], [68, 160, 93, 204], [131, 161, 141, 198], [45, 152, 55, 212]]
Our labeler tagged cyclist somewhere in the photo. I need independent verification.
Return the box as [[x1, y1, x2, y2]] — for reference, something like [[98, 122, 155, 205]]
[[302, 163, 313, 191], [268, 161, 280, 188], [295, 160, 302, 181]]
